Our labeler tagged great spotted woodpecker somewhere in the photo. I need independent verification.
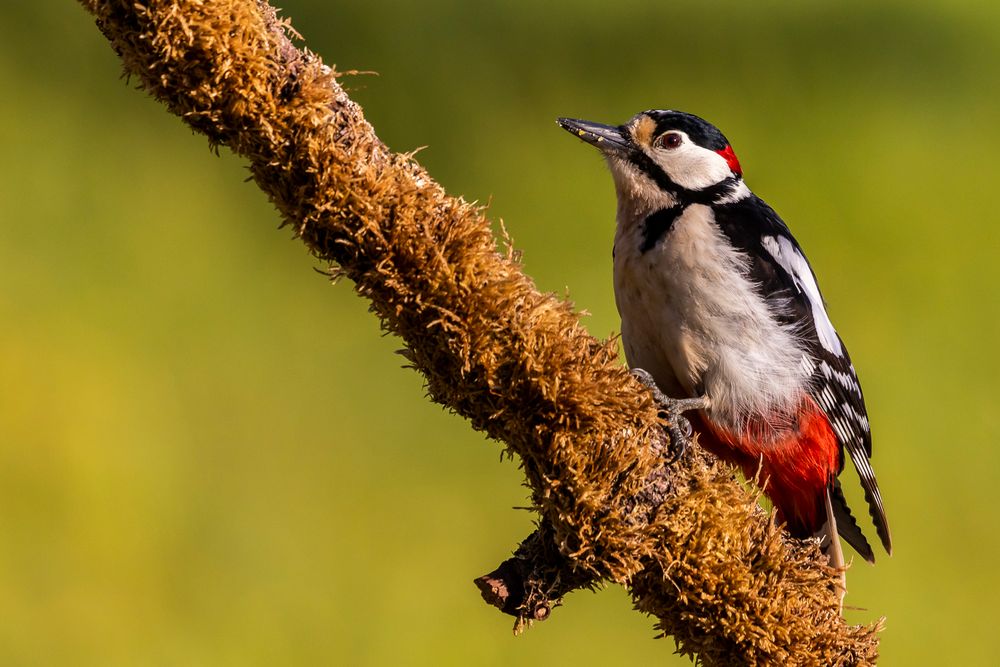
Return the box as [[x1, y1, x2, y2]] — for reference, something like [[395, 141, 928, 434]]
[[558, 110, 891, 577]]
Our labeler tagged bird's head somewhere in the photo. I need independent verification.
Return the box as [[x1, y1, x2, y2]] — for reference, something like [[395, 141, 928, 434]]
[[558, 110, 743, 212]]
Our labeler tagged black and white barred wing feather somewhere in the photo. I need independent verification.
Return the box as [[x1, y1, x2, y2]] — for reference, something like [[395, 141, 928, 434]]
[[812, 342, 892, 560]]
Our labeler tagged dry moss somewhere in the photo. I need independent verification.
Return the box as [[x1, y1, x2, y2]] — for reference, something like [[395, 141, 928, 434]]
[[78, 1, 882, 663]]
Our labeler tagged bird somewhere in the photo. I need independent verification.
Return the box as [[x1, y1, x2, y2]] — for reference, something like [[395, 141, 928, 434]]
[[557, 109, 891, 587]]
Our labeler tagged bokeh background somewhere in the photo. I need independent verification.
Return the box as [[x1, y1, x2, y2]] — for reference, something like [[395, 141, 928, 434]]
[[2, 1, 998, 664]]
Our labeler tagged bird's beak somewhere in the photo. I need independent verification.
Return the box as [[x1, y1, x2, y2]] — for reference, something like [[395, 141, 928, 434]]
[[557, 117, 631, 157]]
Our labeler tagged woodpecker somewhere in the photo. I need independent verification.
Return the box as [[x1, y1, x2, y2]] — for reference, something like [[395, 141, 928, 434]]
[[558, 110, 891, 576]]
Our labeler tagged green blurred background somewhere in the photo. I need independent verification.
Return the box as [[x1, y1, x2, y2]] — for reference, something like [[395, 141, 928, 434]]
[[1, 1, 998, 664]]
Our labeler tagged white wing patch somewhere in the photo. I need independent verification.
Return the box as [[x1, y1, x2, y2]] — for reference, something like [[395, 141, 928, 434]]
[[761, 235, 844, 355]]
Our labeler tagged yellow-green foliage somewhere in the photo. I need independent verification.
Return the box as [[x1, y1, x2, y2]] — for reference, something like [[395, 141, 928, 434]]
[[77, 0, 881, 663]]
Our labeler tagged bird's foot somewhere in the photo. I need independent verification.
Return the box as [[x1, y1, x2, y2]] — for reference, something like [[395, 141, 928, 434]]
[[630, 368, 710, 462]]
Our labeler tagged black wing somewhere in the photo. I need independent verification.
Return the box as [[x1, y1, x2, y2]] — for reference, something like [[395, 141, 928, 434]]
[[713, 195, 892, 557]]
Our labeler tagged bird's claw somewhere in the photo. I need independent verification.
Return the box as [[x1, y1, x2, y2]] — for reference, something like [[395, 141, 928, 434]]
[[630, 368, 709, 462]]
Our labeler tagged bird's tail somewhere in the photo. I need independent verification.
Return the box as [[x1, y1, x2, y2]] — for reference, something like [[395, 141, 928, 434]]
[[817, 485, 847, 611]]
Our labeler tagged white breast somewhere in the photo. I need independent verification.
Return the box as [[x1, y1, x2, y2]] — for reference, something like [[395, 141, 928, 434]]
[[614, 204, 809, 438]]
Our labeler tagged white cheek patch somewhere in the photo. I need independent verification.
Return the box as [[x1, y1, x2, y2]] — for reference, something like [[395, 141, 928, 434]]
[[762, 235, 844, 356], [649, 139, 733, 191]]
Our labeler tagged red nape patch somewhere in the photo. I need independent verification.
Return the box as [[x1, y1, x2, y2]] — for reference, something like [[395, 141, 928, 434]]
[[716, 145, 742, 176], [693, 399, 840, 537]]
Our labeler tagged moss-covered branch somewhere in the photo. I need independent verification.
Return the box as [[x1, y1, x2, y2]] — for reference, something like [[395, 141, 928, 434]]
[[76, 1, 882, 663]]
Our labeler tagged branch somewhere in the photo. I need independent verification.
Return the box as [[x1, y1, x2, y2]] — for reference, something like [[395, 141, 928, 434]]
[[76, 1, 882, 663]]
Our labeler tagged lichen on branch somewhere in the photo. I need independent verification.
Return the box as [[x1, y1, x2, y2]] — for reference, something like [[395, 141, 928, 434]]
[[77, 1, 882, 663]]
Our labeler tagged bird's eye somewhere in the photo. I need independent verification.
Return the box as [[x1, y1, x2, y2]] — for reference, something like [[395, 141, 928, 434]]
[[656, 132, 683, 150]]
